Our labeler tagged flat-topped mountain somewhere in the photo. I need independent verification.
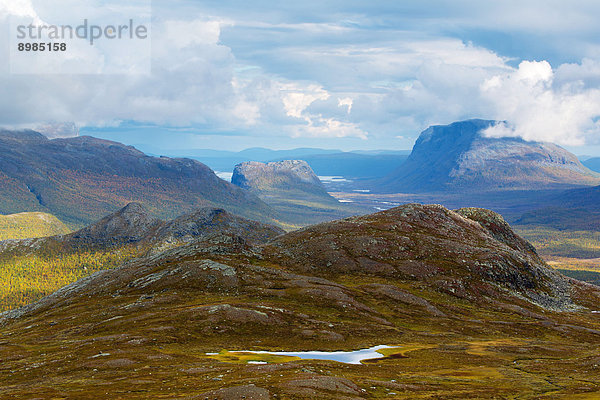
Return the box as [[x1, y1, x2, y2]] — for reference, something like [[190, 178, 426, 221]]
[[232, 160, 330, 197], [377, 119, 600, 193], [0, 129, 276, 227], [1, 204, 599, 398], [232, 160, 359, 226]]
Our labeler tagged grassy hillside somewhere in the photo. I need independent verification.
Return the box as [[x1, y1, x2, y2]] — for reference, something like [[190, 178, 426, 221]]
[[515, 226, 600, 286], [0, 212, 71, 241], [0, 203, 285, 312], [0, 246, 139, 312], [515, 226, 600, 259], [0, 131, 278, 228], [557, 269, 600, 286], [2, 204, 600, 398]]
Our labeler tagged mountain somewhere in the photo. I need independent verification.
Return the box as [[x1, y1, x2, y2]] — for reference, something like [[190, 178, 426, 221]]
[[141, 147, 342, 172], [583, 157, 600, 173], [0, 203, 285, 311], [1, 204, 599, 398], [0, 129, 277, 227], [0, 212, 70, 241], [515, 184, 600, 230], [1, 202, 285, 253], [233, 160, 328, 197], [377, 119, 600, 193], [232, 160, 361, 226]]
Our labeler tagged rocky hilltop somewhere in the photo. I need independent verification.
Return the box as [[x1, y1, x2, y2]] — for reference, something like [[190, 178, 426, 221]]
[[0, 129, 276, 227], [378, 119, 600, 193], [0, 202, 284, 253], [1, 204, 599, 398]]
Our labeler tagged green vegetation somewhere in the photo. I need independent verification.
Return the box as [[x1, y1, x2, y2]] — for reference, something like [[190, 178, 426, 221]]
[[2, 203, 600, 398], [514, 226, 600, 286], [558, 269, 600, 286], [0, 246, 141, 312], [0, 212, 71, 241], [515, 226, 600, 259]]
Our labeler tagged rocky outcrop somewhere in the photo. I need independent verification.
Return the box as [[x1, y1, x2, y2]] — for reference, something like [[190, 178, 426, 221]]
[[2, 204, 600, 399], [231, 160, 353, 226], [266, 203, 578, 310], [66, 202, 162, 247], [232, 160, 333, 199]]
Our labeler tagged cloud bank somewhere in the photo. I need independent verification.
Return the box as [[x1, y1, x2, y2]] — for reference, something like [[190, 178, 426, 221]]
[[2, 0, 600, 149], [481, 61, 600, 146]]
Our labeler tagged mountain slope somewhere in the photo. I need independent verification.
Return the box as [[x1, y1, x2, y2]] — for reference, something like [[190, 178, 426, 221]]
[[1, 202, 285, 254], [0, 129, 277, 227], [515, 184, 600, 230], [0, 212, 70, 240], [0, 203, 284, 312], [232, 160, 332, 198], [583, 157, 600, 173], [232, 160, 361, 226], [377, 119, 600, 193], [1, 204, 599, 398]]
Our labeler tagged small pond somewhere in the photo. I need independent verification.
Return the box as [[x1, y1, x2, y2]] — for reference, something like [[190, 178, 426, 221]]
[[207, 345, 399, 365]]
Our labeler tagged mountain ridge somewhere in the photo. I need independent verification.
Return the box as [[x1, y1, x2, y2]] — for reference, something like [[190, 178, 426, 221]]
[[0, 129, 278, 227], [0, 202, 285, 253], [231, 160, 362, 226]]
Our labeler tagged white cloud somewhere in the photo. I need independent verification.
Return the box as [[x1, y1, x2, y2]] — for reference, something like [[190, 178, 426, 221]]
[[338, 97, 353, 114], [4, 1, 600, 150], [293, 117, 367, 139], [480, 60, 600, 146], [163, 19, 231, 49], [280, 83, 329, 119], [35, 122, 79, 138], [0, 0, 39, 21], [278, 83, 366, 138]]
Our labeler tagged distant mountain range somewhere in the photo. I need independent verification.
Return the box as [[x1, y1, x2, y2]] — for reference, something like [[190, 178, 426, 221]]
[[141, 146, 409, 179], [583, 157, 600, 173], [376, 119, 600, 193], [0, 130, 277, 227]]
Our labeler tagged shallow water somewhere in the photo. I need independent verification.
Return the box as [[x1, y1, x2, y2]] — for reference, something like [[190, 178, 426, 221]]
[[211, 345, 397, 364]]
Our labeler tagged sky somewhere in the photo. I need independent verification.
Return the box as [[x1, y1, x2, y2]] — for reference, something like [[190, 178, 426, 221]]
[[2, 0, 600, 153]]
